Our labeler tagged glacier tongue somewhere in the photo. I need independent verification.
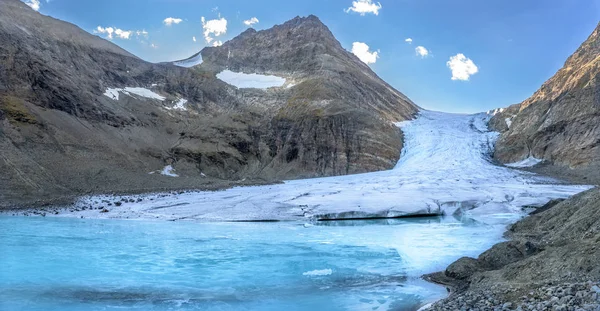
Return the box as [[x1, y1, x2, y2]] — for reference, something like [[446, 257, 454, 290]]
[[63, 111, 591, 221]]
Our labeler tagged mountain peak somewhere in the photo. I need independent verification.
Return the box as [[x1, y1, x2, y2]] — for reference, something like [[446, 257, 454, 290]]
[[285, 14, 324, 26], [277, 14, 331, 36], [200, 15, 344, 75]]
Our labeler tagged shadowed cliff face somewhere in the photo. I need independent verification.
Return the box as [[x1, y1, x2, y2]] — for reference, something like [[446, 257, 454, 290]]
[[491, 22, 600, 183], [0, 1, 417, 207]]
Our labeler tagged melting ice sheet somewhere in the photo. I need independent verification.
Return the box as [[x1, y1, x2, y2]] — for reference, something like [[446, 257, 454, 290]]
[[0, 216, 517, 311], [58, 111, 590, 222], [216, 70, 286, 89]]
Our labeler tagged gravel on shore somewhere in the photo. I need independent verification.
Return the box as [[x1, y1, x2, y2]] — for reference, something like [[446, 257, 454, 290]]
[[426, 281, 600, 311]]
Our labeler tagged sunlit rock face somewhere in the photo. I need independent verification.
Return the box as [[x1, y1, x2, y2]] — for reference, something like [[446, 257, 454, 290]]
[[491, 23, 600, 183]]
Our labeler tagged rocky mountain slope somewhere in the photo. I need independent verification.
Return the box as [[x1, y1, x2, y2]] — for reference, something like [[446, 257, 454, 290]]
[[0, 0, 417, 207], [491, 22, 600, 184]]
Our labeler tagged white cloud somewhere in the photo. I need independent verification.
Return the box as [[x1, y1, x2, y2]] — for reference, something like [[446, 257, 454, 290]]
[[351, 42, 379, 65], [405, 38, 413, 44], [23, 0, 40, 11], [212, 40, 223, 47], [151, 43, 158, 49], [114, 28, 132, 39], [192, 36, 197, 42], [446, 53, 479, 81], [95, 26, 144, 40], [95, 26, 114, 39], [201, 16, 227, 44], [163, 17, 183, 26], [345, 0, 382, 16], [243, 17, 259, 27], [415, 46, 429, 58]]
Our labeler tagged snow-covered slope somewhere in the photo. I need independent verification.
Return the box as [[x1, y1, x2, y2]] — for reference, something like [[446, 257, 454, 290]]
[[55, 111, 591, 221]]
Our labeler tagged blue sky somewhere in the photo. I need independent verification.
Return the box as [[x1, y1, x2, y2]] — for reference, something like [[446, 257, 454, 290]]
[[25, 0, 599, 113]]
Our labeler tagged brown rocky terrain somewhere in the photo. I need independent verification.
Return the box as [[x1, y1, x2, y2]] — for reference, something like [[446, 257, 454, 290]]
[[491, 22, 600, 184], [0, 0, 417, 208]]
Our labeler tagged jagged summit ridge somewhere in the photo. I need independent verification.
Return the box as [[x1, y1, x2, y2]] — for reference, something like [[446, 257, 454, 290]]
[[199, 15, 347, 76]]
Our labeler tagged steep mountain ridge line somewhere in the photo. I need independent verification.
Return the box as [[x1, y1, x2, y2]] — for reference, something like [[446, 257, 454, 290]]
[[491, 22, 600, 184], [0, 0, 136, 58], [0, 0, 418, 208], [520, 22, 600, 110]]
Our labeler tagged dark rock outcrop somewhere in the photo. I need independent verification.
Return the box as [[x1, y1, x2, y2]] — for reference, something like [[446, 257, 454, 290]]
[[0, 1, 417, 207], [490, 23, 600, 184]]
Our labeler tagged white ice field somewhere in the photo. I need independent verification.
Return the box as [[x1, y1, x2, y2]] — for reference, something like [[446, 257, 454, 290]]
[[216, 70, 287, 89], [59, 111, 591, 222]]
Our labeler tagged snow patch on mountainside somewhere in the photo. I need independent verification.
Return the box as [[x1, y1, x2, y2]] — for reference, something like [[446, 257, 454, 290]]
[[55, 111, 591, 222], [216, 70, 286, 89], [103, 87, 165, 101], [506, 157, 543, 168], [173, 53, 203, 68], [103, 88, 120, 100], [165, 98, 188, 111], [160, 165, 178, 177]]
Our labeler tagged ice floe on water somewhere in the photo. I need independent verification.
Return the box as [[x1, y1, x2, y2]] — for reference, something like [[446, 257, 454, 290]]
[[505, 156, 543, 168], [173, 53, 203, 68], [103, 87, 165, 101], [216, 70, 286, 89], [54, 110, 590, 222], [303, 269, 333, 276]]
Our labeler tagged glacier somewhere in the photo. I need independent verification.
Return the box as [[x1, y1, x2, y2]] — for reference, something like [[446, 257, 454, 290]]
[[53, 110, 590, 222]]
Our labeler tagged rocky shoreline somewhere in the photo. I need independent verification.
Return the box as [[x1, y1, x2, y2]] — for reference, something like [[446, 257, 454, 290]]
[[423, 188, 600, 311], [426, 281, 600, 311]]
